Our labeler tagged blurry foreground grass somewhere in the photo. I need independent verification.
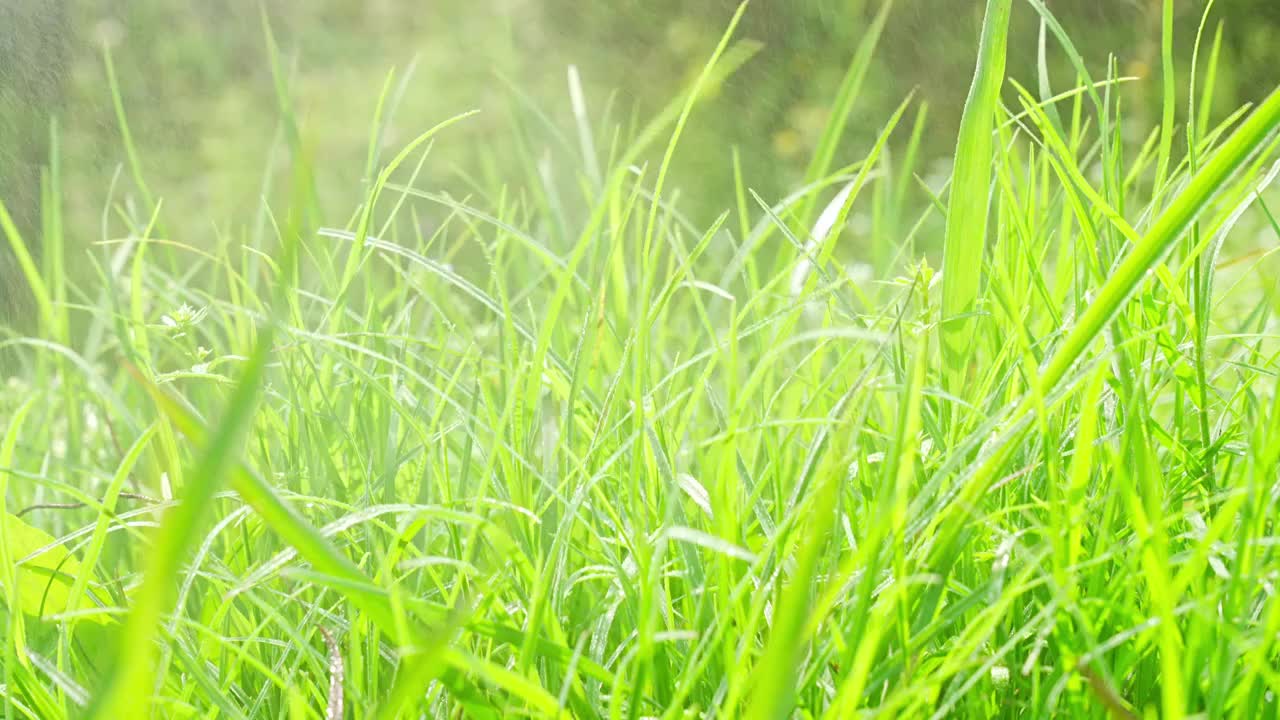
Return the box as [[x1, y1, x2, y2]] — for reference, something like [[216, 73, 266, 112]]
[[5, 0, 1280, 717]]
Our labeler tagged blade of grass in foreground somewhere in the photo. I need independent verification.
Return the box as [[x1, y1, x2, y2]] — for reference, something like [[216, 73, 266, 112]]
[[83, 333, 272, 719], [940, 0, 1013, 399], [928, 83, 1280, 670], [951, 85, 1280, 494], [745, 463, 844, 720], [1040, 84, 1280, 391], [120, 357, 581, 713]]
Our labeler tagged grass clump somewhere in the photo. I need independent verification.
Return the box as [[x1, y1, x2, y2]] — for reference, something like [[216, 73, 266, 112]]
[[4, 1, 1280, 717]]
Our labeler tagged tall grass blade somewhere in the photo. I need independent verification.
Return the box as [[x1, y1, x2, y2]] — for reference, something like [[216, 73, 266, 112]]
[[1040, 86, 1280, 391], [83, 335, 272, 719], [940, 0, 1013, 397]]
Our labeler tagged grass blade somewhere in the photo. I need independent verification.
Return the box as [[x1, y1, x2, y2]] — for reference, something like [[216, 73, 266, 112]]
[[1040, 86, 1280, 391], [83, 336, 272, 719], [940, 0, 1013, 398]]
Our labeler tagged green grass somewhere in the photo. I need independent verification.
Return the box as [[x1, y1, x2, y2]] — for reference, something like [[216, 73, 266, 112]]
[[4, 2, 1280, 718]]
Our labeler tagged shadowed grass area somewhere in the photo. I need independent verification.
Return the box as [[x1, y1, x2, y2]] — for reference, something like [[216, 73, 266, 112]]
[[3, 1, 1280, 718]]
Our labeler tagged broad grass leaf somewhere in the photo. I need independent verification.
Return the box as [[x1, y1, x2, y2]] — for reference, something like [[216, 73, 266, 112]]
[[3, 512, 109, 624]]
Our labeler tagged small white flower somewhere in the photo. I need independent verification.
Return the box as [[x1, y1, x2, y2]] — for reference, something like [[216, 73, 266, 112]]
[[160, 303, 208, 337]]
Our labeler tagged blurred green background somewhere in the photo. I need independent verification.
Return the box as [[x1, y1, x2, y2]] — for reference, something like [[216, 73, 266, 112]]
[[6, 0, 1280, 256]]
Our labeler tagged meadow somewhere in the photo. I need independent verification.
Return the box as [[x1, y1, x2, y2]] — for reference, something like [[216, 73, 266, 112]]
[[3, 0, 1280, 717]]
